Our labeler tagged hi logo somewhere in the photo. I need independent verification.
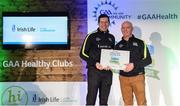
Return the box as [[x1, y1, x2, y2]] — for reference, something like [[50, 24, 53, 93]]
[[1, 86, 28, 106]]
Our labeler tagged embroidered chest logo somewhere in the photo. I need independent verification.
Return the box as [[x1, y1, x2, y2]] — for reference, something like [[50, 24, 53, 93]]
[[133, 42, 138, 46], [119, 44, 124, 48], [108, 37, 113, 42], [96, 37, 101, 41]]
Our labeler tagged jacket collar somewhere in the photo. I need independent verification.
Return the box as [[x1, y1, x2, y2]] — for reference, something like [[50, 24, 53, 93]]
[[97, 28, 109, 34], [122, 34, 135, 42]]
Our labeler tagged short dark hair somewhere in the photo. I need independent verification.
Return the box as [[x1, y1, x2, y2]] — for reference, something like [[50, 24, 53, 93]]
[[98, 14, 110, 23]]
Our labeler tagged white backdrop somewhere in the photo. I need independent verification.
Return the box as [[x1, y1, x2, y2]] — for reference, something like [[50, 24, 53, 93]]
[[88, 0, 180, 105]]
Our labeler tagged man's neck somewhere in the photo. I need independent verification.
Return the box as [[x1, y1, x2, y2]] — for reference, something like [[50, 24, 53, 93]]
[[98, 28, 108, 33], [123, 35, 132, 41]]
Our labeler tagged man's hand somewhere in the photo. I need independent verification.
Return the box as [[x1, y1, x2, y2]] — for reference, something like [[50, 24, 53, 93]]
[[124, 63, 134, 72], [96, 62, 104, 70], [104, 66, 112, 71], [96, 62, 111, 71]]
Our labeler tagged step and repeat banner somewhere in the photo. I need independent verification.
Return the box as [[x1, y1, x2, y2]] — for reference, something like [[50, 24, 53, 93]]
[[88, 0, 180, 105], [0, 0, 180, 105]]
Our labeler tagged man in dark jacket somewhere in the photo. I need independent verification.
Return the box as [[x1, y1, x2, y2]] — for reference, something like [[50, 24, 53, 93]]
[[115, 21, 152, 106], [80, 14, 115, 105]]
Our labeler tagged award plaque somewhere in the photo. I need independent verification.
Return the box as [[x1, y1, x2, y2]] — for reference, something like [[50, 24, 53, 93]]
[[100, 49, 130, 71]]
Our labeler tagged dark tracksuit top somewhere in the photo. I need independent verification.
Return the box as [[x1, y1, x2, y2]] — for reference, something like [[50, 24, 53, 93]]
[[80, 28, 115, 68], [80, 28, 115, 105], [115, 35, 152, 77]]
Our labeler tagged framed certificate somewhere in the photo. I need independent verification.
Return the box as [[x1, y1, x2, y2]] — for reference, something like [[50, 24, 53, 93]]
[[100, 49, 130, 71]]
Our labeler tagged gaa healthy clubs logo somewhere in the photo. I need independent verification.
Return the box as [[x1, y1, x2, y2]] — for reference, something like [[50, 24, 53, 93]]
[[1, 86, 28, 106], [92, 0, 131, 25]]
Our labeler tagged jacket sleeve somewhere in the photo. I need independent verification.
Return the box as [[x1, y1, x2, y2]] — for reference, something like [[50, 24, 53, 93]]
[[79, 34, 92, 62], [134, 42, 152, 68]]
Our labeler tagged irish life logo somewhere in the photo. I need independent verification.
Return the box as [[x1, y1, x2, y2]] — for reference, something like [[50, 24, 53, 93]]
[[12, 25, 16, 32], [1, 86, 28, 106]]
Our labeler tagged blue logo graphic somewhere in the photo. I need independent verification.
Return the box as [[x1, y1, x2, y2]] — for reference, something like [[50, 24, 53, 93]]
[[93, 0, 131, 25], [12, 25, 16, 32]]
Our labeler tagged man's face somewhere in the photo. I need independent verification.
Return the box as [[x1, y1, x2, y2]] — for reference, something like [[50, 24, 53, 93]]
[[98, 17, 109, 32], [121, 22, 133, 38]]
